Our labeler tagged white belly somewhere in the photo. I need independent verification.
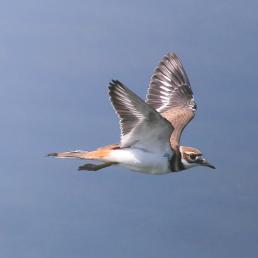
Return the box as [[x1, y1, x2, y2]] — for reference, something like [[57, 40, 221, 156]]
[[105, 148, 171, 175]]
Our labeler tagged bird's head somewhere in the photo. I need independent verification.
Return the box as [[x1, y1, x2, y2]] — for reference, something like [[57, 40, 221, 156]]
[[179, 146, 215, 170]]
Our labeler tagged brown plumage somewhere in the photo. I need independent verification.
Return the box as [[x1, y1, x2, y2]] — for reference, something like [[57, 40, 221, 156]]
[[85, 144, 120, 159], [48, 144, 120, 171], [48, 144, 119, 160], [162, 107, 194, 150], [48, 53, 215, 173], [146, 53, 196, 150]]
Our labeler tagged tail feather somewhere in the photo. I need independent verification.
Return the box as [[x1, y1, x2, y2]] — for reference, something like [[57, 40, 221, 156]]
[[47, 144, 120, 161], [47, 150, 88, 159]]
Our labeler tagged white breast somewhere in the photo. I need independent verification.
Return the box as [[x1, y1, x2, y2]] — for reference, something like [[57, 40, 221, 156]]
[[106, 148, 171, 175]]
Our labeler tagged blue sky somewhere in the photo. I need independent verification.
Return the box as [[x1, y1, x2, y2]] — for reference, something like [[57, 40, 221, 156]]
[[1, 0, 258, 257]]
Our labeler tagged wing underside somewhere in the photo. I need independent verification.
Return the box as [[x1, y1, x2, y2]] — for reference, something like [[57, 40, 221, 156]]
[[109, 80, 173, 155], [146, 53, 197, 148]]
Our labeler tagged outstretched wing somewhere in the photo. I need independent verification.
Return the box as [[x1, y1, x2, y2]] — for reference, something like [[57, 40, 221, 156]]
[[146, 53, 197, 149], [109, 80, 173, 155]]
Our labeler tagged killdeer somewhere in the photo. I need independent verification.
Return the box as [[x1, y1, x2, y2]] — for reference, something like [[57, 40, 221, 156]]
[[48, 53, 215, 174]]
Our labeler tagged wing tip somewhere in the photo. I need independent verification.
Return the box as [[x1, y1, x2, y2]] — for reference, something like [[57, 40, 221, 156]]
[[108, 80, 126, 96], [109, 79, 123, 89], [165, 52, 183, 65], [166, 52, 178, 58]]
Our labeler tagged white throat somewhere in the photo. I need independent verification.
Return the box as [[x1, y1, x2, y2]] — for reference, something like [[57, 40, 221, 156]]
[[181, 159, 199, 170]]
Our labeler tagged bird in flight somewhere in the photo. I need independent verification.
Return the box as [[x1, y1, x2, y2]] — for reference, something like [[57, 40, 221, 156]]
[[48, 53, 215, 174]]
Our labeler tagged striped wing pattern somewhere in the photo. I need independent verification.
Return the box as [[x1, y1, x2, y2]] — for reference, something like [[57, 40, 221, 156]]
[[146, 53, 197, 148]]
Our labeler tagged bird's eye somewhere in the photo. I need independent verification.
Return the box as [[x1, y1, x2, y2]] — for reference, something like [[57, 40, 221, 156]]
[[189, 154, 196, 160]]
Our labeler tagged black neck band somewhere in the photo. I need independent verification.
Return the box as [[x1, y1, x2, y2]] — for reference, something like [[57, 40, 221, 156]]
[[170, 152, 184, 172]]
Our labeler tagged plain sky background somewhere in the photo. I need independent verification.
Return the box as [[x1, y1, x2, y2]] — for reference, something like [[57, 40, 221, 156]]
[[1, 0, 258, 257]]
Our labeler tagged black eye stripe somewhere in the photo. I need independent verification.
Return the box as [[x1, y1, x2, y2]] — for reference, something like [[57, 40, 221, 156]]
[[189, 154, 196, 159]]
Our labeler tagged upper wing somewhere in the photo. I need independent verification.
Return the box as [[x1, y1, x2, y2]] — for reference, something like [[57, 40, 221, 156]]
[[109, 80, 173, 155], [146, 53, 197, 149]]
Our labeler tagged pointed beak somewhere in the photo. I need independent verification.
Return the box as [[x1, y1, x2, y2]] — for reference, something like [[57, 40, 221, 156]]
[[199, 158, 216, 169]]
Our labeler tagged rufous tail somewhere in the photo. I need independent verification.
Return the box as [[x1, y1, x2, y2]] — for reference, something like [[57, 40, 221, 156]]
[[47, 144, 120, 161], [47, 144, 119, 171]]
